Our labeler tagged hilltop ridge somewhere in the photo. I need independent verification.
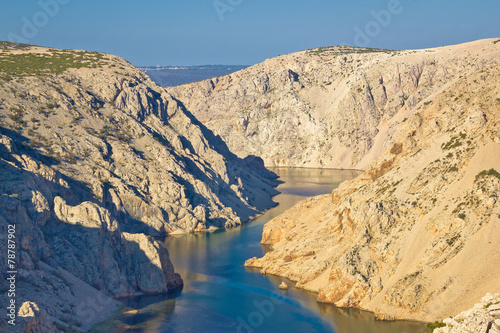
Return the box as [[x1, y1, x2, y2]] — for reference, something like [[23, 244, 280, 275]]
[[169, 38, 500, 170]]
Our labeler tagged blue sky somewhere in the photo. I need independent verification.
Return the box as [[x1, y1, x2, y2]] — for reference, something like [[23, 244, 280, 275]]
[[0, 0, 498, 66]]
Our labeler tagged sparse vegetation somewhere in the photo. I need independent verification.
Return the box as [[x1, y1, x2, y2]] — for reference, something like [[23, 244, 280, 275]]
[[476, 168, 500, 181], [0, 41, 32, 50], [442, 132, 466, 150], [0, 49, 107, 77], [425, 321, 446, 332], [306, 45, 395, 56], [447, 234, 461, 246], [8, 106, 24, 124], [46, 102, 59, 110]]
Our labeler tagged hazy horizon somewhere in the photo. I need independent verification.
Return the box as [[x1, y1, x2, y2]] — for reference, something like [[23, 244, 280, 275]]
[[1, 1, 499, 66]]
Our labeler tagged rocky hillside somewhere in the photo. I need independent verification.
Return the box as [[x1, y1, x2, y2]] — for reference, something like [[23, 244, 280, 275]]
[[0, 42, 277, 332], [434, 293, 500, 333], [169, 39, 500, 169], [245, 39, 500, 322]]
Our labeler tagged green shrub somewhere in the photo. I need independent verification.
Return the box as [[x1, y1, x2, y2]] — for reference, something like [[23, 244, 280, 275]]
[[447, 234, 461, 246], [425, 321, 446, 331], [0, 41, 31, 50], [442, 132, 466, 150], [46, 103, 59, 110], [0, 49, 107, 77], [476, 169, 500, 181]]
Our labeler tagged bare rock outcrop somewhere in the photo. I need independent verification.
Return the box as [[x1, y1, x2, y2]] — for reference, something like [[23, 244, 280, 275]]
[[0, 43, 277, 331], [435, 293, 500, 333], [245, 40, 500, 322], [169, 39, 500, 169], [19, 302, 58, 333]]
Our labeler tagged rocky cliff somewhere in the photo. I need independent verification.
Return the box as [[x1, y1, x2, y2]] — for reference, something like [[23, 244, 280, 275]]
[[245, 39, 500, 322], [0, 42, 277, 331], [168, 39, 500, 169], [435, 293, 500, 333]]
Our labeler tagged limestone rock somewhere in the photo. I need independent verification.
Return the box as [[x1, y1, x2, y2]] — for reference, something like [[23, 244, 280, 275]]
[[121, 232, 183, 292], [0, 43, 278, 331], [168, 39, 500, 170], [18, 301, 39, 318], [279, 282, 289, 290], [435, 293, 500, 333], [245, 40, 500, 322], [18, 302, 57, 333], [53, 196, 110, 229]]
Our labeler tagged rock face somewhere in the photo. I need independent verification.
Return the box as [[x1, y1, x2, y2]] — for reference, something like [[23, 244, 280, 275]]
[[18, 302, 58, 333], [245, 39, 500, 322], [168, 39, 500, 169], [435, 293, 500, 333], [0, 43, 277, 331]]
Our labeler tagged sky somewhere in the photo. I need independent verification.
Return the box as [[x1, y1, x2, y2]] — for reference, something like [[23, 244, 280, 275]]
[[0, 0, 499, 66]]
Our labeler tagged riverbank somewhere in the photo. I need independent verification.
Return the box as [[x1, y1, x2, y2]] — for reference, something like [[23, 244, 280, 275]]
[[93, 168, 426, 333]]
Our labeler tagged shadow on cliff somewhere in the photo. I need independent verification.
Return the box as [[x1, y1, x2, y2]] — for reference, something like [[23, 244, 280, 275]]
[[170, 97, 249, 162], [0, 126, 162, 235], [0, 125, 182, 299], [169, 97, 280, 222]]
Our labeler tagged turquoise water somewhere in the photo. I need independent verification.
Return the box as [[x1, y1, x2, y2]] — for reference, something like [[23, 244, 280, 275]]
[[98, 168, 426, 333]]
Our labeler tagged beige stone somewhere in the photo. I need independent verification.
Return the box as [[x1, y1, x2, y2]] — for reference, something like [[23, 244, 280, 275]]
[[169, 39, 500, 170], [245, 40, 500, 322], [279, 282, 289, 290]]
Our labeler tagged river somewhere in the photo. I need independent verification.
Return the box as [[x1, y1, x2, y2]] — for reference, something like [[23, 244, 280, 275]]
[[94, 168, 426, 333]]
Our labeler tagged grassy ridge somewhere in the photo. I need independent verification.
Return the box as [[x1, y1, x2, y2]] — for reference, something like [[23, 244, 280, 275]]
[[0, 48, 107, 80], [0, 41, 32, 50]]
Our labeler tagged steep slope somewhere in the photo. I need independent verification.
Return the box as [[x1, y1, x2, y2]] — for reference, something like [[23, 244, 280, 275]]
[[169, 39, 500, 169], [245, 41, 500, 322], [0, 43, 277, 331]]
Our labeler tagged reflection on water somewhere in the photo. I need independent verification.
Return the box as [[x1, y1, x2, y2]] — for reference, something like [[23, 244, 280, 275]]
[[92, 291, 180, 333], [94, 168, 426, 333]]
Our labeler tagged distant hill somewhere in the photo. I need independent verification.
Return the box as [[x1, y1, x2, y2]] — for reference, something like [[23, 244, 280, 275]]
[[140, 65, 247, 87]]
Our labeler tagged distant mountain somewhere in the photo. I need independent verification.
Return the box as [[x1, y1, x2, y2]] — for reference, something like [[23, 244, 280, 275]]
[[139, 65, 247, 87]]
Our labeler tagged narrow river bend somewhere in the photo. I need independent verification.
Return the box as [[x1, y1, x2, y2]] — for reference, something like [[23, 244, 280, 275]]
[[95, 168, 426, 333]]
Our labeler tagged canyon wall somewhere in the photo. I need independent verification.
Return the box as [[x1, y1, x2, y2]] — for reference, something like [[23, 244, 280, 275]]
[[0, 42, 277, 332], [245, 39, 500, 322], [169, 39, 500, 169]]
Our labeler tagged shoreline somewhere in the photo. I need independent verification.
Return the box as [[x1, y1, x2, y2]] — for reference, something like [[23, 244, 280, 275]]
[[244, 262, 429, 324]]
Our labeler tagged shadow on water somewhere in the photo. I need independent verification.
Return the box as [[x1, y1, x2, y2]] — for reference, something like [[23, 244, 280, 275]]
[[97, 168, 426, 333]]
